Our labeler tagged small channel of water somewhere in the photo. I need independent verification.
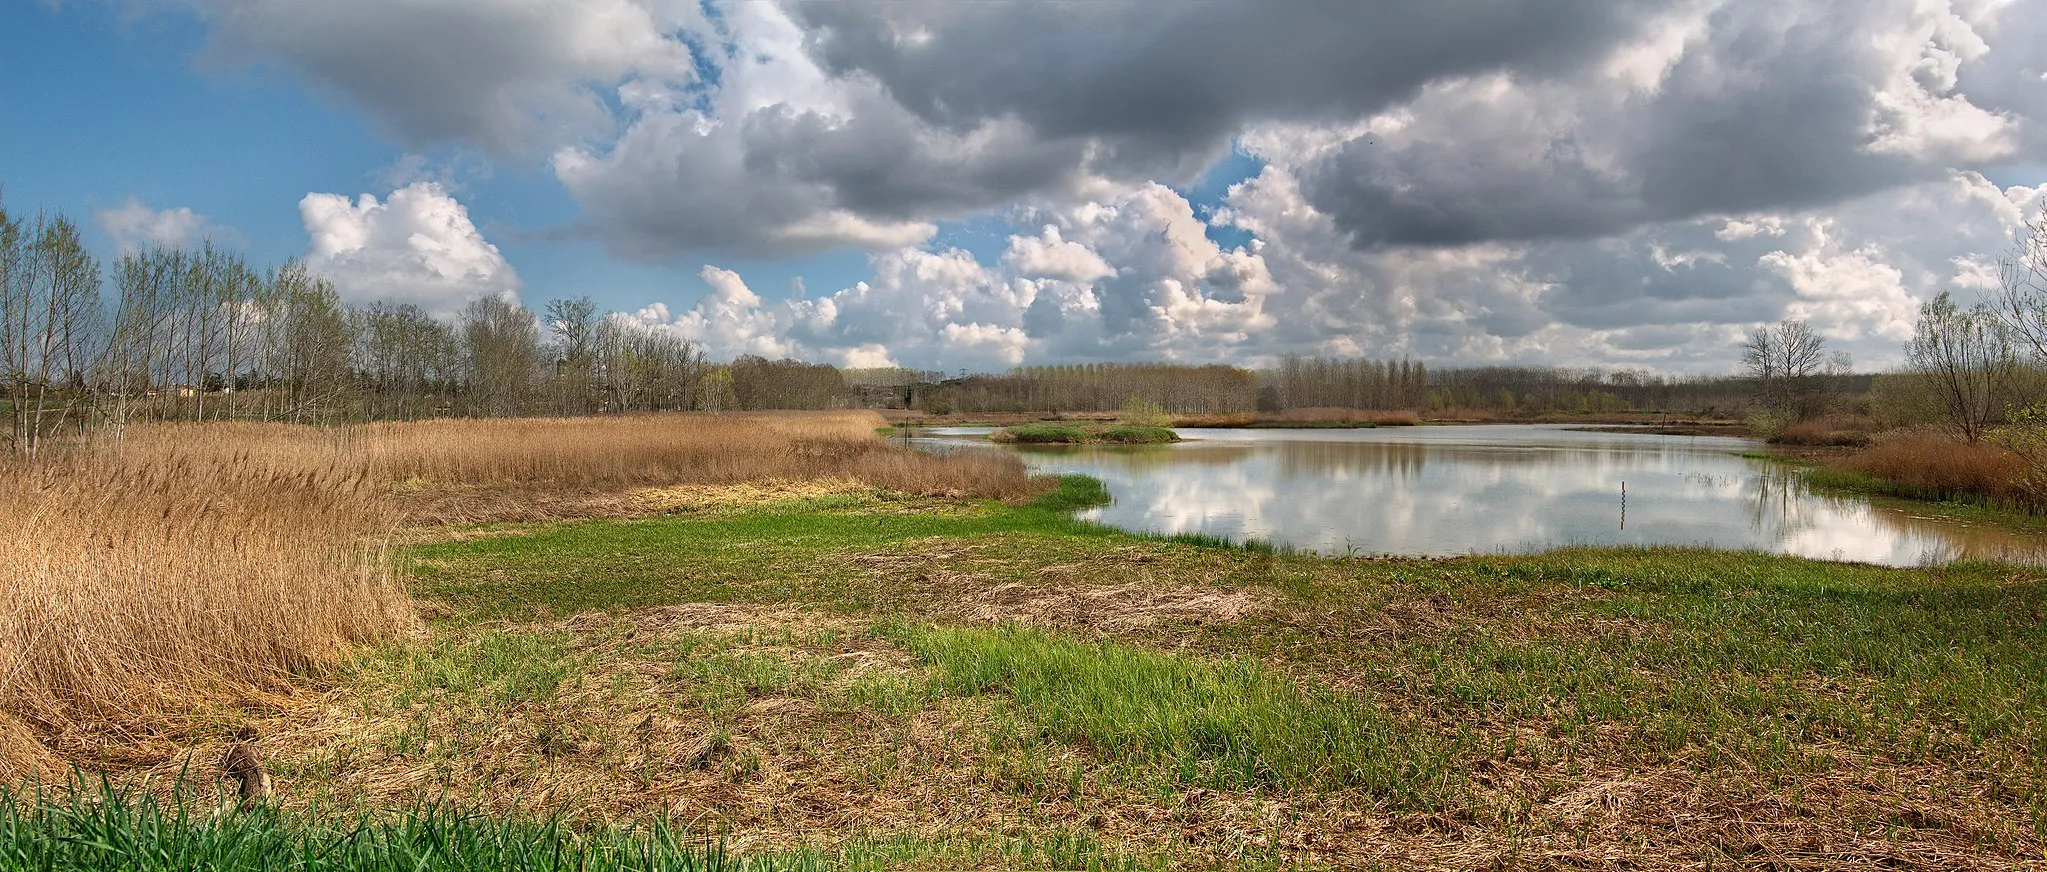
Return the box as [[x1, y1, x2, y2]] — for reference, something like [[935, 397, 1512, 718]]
[[905, 424, 2047, 567]]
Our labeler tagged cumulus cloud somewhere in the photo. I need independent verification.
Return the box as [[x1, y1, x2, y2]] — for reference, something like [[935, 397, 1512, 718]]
[[146, 0, 2047, 369], [299, 182, 520, 315], [93, 199, 242, 252]]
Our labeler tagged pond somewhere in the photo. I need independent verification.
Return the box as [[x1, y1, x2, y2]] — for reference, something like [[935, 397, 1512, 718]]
[[905, 424, 2046, 567]]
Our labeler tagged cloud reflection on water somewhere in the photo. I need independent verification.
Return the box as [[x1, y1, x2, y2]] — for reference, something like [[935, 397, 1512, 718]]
[[915, 425, 2045, 567]]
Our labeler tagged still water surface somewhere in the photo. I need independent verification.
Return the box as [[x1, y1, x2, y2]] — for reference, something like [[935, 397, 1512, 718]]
[[908, 424, 2045, 567]]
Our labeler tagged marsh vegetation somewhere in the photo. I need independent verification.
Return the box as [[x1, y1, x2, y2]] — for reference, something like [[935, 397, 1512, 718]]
[[0, 409, 2040, 869]]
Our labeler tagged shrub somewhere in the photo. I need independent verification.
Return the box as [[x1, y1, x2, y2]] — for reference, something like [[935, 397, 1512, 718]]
[[1095, 425, 1180, 444], [995, 423, 1088, 444], [1117, 395, 1173, 428], [1773, 414, 1879, 447]]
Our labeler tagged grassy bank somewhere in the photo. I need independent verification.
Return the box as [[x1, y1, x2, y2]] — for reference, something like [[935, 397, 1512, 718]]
[[993, 423, 1180, 444], [0, 786, 1158, 872], [115, 486, 2038, 868]]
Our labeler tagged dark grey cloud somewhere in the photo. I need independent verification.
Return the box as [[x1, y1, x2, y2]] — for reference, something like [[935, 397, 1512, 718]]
[[1294, 0, 2004, 249], [792, 0, 1678, 158]]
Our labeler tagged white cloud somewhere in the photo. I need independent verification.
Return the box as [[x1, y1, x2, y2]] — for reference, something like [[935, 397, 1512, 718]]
[[138, 0, 2047, 370], [618, 266, 796, 360], [299, 182, 519, 315], [93, 199, 242, 252], [1003, 225, 1116, 282]]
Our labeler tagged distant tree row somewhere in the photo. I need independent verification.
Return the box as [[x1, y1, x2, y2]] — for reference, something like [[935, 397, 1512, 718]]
[[0, 199, 865, 455], [1271, 356, 1427, 411], [914, 363, 1260, 415]]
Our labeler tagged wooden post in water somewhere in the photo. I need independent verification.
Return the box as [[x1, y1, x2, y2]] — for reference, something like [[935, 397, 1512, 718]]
[[1620, 481, 1626, 531]]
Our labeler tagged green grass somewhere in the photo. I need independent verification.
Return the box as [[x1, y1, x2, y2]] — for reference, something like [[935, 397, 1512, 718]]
[[402, 496, 1120, 623], [877, 622, 1454, 798], [373, 495, 2047, 859], [1025, 474, 1112, 513], [0, 786, 1166, 872], [0, 786, 785, 872], [997, 423, 1179, 444]]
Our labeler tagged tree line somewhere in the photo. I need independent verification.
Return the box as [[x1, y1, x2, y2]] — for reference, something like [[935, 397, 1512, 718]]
[[0, 200, 874, 456]]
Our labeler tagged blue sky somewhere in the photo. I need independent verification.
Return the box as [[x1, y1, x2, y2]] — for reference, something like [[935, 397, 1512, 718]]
[[0, 1, 1263, 329], [4, 1, 2044, 372]]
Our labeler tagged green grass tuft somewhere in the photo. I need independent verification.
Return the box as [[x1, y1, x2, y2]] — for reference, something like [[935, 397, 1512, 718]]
[[1025, 475, 1112, 513], [0, 785, 1173, 872], [996, 424, 1179, 445], [875, 621, 1455, 799]]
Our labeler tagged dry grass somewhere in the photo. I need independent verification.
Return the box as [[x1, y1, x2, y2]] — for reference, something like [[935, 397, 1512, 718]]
[[104, 412, 1047, 525], [1774, 414, 1880, 447], [1834, 429, 2036, 506], [1, 411, 1045, 777], [0, 451, 412, 778]]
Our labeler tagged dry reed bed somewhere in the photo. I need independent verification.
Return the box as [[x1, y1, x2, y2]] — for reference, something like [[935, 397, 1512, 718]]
[[1838, 429, 2037, 505], [0, 452, 411, 778], [1, 412, 1043, 776]]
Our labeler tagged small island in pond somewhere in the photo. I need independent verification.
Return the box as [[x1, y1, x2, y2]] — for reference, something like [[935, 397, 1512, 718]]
[[992, 422, 1182, 444]]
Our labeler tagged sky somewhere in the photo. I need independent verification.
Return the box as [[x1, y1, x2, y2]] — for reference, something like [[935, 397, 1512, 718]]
[[2, 0, 2044, 374]]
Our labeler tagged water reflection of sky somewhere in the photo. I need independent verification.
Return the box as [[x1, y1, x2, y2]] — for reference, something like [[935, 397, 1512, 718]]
[[905, 424, 2047, 567]]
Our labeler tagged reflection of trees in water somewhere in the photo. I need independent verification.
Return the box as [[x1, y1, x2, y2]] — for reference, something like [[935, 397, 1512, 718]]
[[1272, 441, 1430, 481], [1744, 462, 1826, 538], [1861, 502, 2047, 564], [1015, 442, 1258, 470], [1743, 459, 2047, 564]]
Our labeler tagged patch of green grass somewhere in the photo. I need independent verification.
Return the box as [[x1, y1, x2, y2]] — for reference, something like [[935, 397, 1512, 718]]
[[402, 499, 1116, 623], [398, 497, 2047, 838], [876, 621, 1457, 799], [353, 631, 576, 709], [1025, 474, 1111, 513], [1152, 531, 1291, 554], [1000, 423, 1090, 443], [1091, 425, 1180, 444], [1797, 467, 2047, 531], [997, 423, 1180, 444], [0, 785, 1173, 872]]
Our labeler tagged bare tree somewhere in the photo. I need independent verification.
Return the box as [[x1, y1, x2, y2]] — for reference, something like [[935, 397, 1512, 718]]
[[461, 295, 541, 417], [1908, 291, 2017, 443], [2, 210, 101, 455], [268, 260, 353, 423], [545, 296, 599, 414], [1741, 319, 1830, 421], [1995, 208, 2047, 363]]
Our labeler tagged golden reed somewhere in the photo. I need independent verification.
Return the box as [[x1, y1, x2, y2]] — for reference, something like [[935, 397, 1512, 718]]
[[0, 411, 1040, 775]]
